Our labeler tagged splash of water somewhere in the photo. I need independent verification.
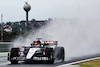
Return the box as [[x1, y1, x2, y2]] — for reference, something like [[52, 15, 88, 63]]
[[13, 18, 100, 60]]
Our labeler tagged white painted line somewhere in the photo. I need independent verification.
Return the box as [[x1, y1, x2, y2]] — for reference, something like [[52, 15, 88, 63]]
[[56, 57, 100, 67], [57, 65, 80, 67]]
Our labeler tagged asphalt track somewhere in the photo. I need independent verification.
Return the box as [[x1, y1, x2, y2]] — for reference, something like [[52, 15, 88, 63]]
[[0, 52, 100, 67]]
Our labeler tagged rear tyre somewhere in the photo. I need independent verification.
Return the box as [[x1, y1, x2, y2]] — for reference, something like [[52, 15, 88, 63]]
[[10, 48, 19, 64], [55, 47, 65, 62], [61, 47, 65, 62], [10, 48, 19, 57]]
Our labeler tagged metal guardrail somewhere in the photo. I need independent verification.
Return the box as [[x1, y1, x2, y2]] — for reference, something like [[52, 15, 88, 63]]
[[0, 42, 13, 51]]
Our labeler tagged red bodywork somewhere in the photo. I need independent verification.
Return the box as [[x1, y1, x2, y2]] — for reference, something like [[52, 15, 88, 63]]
[[31, 42, 41, 47], [31, 41, 57, 47]]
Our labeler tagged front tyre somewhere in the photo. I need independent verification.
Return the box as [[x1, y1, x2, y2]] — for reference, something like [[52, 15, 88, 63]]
[[45, 48, 54, 64], [47, 59, 54, 64], [61, 47, 65, 62], [8, 53, 10, 60]]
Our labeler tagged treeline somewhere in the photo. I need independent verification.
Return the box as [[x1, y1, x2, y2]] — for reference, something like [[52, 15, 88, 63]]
[[0, 18, 52, 42]]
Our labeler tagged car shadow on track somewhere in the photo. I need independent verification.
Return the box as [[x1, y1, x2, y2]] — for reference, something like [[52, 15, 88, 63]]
[[8, 60, 66, 67]]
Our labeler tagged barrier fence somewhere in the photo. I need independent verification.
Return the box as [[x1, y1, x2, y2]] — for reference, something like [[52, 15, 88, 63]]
[[0, 42, 13, 51]]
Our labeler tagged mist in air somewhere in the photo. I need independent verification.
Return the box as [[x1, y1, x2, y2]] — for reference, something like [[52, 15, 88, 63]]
[[13, 0, 100, 60], [13, 18, 100, 60]]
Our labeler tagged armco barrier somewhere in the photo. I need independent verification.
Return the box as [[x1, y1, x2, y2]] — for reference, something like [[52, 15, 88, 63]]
[[0, 42, 13, 51]]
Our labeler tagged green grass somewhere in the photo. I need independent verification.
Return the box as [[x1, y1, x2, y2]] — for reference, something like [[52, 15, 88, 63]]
[[75, 58, 100, 67], [0, 51, 9, 52]]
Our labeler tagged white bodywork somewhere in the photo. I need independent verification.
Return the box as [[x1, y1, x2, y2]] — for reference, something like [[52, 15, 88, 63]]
[[49, 45, 56, 49], [26, 48, 40, 59]]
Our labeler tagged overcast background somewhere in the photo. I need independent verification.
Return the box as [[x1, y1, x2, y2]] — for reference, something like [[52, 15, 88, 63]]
[[0, 0, 100, 22]]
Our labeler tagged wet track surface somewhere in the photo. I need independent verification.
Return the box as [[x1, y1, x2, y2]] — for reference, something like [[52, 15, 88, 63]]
[[0, 61, 77, 67], [0, 53, 100, 67]]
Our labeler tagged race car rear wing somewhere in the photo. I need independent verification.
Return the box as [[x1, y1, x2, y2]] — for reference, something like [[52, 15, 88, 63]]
[[42, 41, 58, 46]]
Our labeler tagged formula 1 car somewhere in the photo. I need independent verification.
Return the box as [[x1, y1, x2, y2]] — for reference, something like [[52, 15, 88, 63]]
[[8, 38, 65, 64]]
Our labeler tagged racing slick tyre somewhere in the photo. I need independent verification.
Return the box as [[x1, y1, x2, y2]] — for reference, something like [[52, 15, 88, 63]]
[[10, 48, 19, 57], [45, 48, 54, 64], [10, 48, 19, 64], [47, 51, 54, 64], [61, 47, 65, 62], [55, 47, 65, 62], [8, 53, 10, 60], [47, 59, 54, 64]]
